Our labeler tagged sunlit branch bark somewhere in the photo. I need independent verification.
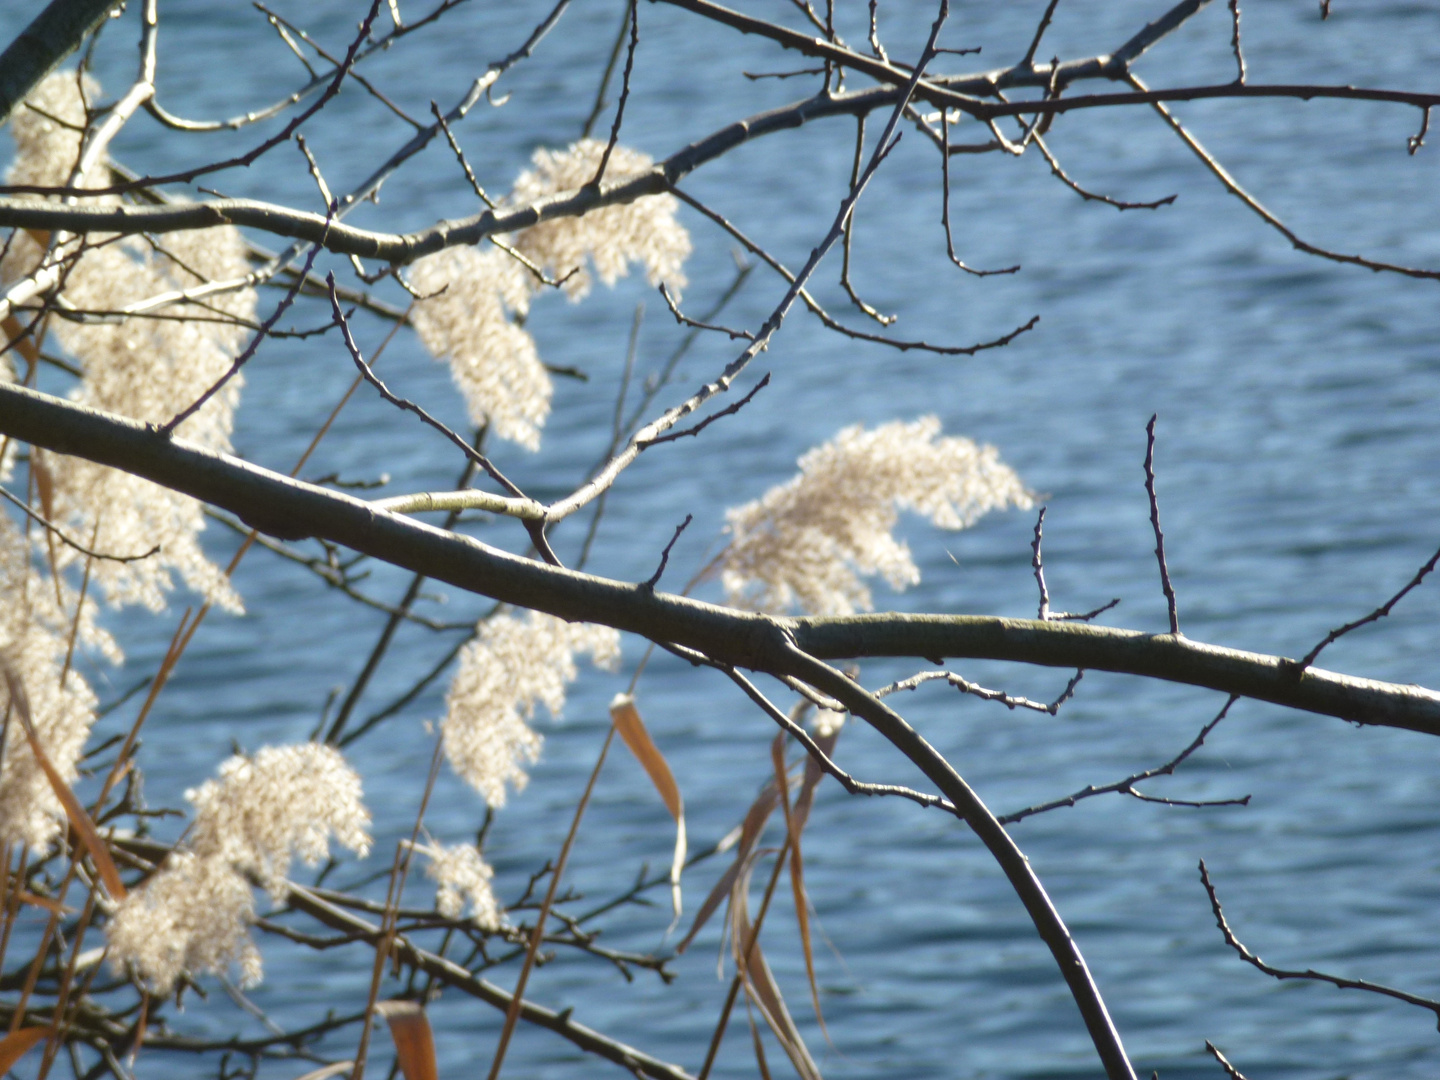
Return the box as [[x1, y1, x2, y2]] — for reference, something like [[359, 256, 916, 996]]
[[0, 0, 121, 125], [2, 379, 1438, 738]]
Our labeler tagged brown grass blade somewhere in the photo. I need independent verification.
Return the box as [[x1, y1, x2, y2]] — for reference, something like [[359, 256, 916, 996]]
[[770, 736, 828, 1042], [610, 693, 687, 921], [746, 1000, 775, 1080], [0, 1027, 51, 1073], [792, 729, 839, 835], [375, 1001, 438, 1080], [292, 1063, 356, 1080], [13, 890, 73, 915], [730, 865, 821, 1080], [1, 664, 126, 900], [678, 779, 780, 954]]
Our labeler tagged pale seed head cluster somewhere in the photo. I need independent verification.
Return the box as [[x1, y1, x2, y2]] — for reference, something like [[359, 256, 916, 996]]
[[442, 611, 620, 808], [415, 840, 505, 930], [3, 73, 257, 613], [106, 743, 371, 993], [409, 138, 690, 450], [722, 416, 1034, 616], [0, 513, 115, 849]]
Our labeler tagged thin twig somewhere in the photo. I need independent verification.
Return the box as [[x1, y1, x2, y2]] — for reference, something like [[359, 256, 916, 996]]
[[671, 187, 1040, 356], [161, 222, 331, 434], [1204, 1042, 1251, 1080], [1198, 859, 1440, 1024], [591, 0, 639, 188], [1027, 506, 1120, 621], [1409, 106, 1429, 154], [643, 514, 692, 590], [0, 486, 158, 563], [658, 282, 753, 340], [1144, 414, 1180, 635], [1032, 507, 1052, 620], [430, 102, 495, 207], [876, 668, 1082, 715], [1226, 0, 1246, 83], [839, 115, 895, 324], [325, 274, 526, 501], [1000, 695, 1245, 825], [642, 373, 771, 446], [1295, 540, 1440, 672], [1033, 131, 1176, 210], [940, 114, 1020, 275], [1021, 0, 1063, 68], [486, 728, 618, 1080], [581, 3, 633, 138], [1126, 70, 1440, 282]]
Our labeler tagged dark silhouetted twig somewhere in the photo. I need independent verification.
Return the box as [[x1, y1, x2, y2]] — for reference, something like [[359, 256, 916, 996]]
[[1144, 414, 1180, 635]]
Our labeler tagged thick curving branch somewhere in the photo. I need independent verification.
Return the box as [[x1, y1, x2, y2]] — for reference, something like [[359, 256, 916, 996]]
[[1, 379, 1438, 737], [777, 645, 1136, 1080], [0, 0, 123, 126]]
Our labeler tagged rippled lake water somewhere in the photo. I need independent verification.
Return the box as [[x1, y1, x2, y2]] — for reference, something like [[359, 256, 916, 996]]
[[5, 0, 1440, 1077]]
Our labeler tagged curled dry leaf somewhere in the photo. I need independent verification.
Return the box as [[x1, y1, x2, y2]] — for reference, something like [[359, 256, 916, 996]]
[[375, 1000, 439, 1080], [0, 1027, 52, 1074], [678, 776, 781, 955], [729, 848, 821, 1080], [771, 733, 829, 1041], [609, 692, 687, 923]]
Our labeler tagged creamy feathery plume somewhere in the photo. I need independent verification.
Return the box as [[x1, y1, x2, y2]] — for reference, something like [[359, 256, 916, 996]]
[[184, 743, 373, 900], [105, 851, 262, 994], [0, 513, 114, 849], [507, 139, 690, 301], [106, 744, 371, 993], [415, 840, 505, 930], [409, 138, 690, 449], [2, 72, 258, 612], [442, 611, 620, 808], [722, 417, 1034, 616], [409, 247, 548, 449]]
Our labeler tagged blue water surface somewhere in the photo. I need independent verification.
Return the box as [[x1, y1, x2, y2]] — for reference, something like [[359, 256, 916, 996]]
[[4, 1, 1440, 1078]]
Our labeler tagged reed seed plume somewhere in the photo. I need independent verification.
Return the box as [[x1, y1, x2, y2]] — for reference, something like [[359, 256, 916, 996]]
[[106, 744, 371, 992], [722, 416, 1034, 616], [409, 247, 549, 450], [2, 73, 258, 613], [416, 840, 506, 929], [408, 138, 690, 449], [442, 611, 620, 808], [0, 513, 111, 848], [508, 139, 691, 301]]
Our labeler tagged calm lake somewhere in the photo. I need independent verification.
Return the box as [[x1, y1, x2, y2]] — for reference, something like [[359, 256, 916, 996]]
[[4, 0, 1440, 1077]]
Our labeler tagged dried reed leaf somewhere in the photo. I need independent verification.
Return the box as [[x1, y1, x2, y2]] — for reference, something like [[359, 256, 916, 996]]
[[0, 1027, 51, 1073], [610, 693, 687, 921], [771, 735, 828, 1041], [730, 863, 821, 1080], [31, 453, 54, 522], [746, 1000, 775, 1080], [375, 1000, 438, 1080], [291, 1063, 355, 1080], [792, 728, 839, 835], [1, 664, 126, 900], [13, 889, 73, 915], [677, 779, 780, 954]]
